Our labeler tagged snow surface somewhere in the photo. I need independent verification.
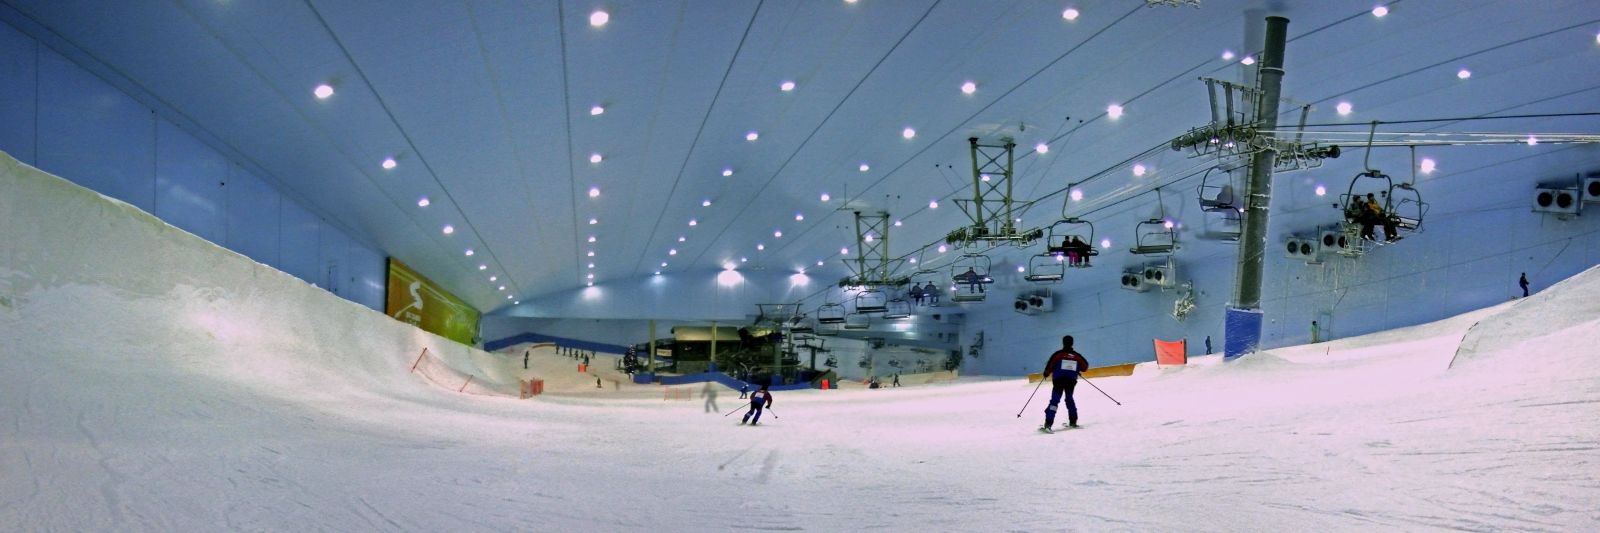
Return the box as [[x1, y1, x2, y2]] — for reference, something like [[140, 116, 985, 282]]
[[4, 151, 1600, 532]]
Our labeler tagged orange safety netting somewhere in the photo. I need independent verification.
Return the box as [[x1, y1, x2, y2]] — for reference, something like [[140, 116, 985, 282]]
[[1154, 338, 1187, 366]]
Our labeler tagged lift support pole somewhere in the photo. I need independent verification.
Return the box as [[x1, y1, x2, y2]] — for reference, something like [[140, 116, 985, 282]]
[[1226, 15, 1289, 359]]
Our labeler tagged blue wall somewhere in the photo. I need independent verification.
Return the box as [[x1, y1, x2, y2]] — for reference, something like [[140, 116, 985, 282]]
[[0, 20, 386, 312]]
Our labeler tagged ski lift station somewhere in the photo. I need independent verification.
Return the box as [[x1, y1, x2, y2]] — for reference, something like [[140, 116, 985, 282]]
[[4, 1, 1600, 530]]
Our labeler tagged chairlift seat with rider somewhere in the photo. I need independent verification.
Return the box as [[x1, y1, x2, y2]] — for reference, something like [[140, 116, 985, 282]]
[[949, 254, 994, 285], [1044, 218, 1097, 268]]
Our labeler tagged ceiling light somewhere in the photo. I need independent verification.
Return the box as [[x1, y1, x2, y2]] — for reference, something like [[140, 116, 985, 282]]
[[1336, 102, 1353, 116], [702, 199, 712, 207], [795, 213, 805, 221], [740, 257, 748, 263], [774, 230, 783, 238], [1315, 185, 1327, 196], [586, 282, 593, 287], [490, 276, 498, 282], [780, 80, 796, 92], [313, 84, 334, 99], [1420, 158, 1437, 174], [908, 258, 917, 264], [757, 243, 765, 250], [1035, 142, 1049, 154], [1062, 8, 1079, 21], [1017, 265, 1026, 273], [1132, 164, 1147, 177], [669, 249, 678, 255], [688, 219, 698, 226], [864, 234, 874, 243], [1106, 104, 1124, 119], [845, 0, 858, 4], [820, 193, 830, 202], [586, 273, 594, 279], [1371, 5, 1388, 18], [722, 168, 733, 177], [589, 186, 600, 198], [590, 105, 605, 116], [478, 265, 487, 270], [1070, 189, 1083, 201], [817, 261, 824, 266], [381, 157, 396, 170], [859, 163, 870, 172], [937, 245, 947, 253], [506, 295, 513, 300], [589, 10, 609, 27], [464, 248, 475, 256], [1456, 68, 1471, 80], [589, 153, 603, 164], [498, 286, 506, 291], [587, 251, 595, 257], [678, 236, 686, 242], [514, 300, 520, 304], [587, 235, 596, 243], [746, 131, 759, 141], [929, 199, 939, 209], [980, 173, 991, 182], [902, 127, 916, 139], [960, 81, 976, 94], [1526, 135, 1539, 146], [1163, 219, 1175, 229], [653, 271, 661, 276], [442, 225, 454, 235], [893, 220, 902, 227], [587, 263, 594, 269], [1240, 56, 1256, 66], [1221, 50, 1235, 61], [724, 262, 737, 270], [1100, 238, 1111, 249], [662, 262, 669, 267], [840, 247, 850, 255], [417, 197, 430, 207], [589, 218, 598, 225]]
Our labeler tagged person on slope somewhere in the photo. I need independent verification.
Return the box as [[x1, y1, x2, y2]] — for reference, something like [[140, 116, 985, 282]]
[[1040, 335, 1090, 433], [740, 384, 774, 426]]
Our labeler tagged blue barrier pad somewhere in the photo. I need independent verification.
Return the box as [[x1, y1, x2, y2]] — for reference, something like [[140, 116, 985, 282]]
[[1225, 307, 1264, 359]]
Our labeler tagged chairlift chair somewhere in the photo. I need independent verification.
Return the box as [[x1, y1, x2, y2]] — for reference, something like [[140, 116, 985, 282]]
[[854, 289, 888, 314], [882, 298, 912, 319], [1389, 182, 1428, 233], [816, 303, 847, 324], [842, 313, 870, 330], [1024, 254, 1066, 283], [1129, 219, 1177, 255], [949, 254, 992, 302], [1197, 167, 1240, 212], [1044, 218, 1097, 268]]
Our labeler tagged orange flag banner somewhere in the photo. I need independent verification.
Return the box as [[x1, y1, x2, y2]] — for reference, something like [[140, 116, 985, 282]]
[[1154, 338, 1187, 366]]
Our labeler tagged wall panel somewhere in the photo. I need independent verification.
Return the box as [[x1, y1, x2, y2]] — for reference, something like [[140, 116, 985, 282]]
[[279, 200, 321, 286], [154, 119, 226, 244], [35, 47, 154, 212], [0, 22, 35, 165], [225, 166, 281, 266]]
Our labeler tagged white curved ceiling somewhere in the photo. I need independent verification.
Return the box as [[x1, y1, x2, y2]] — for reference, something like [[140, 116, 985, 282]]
[[4, 0, 1597, 313]]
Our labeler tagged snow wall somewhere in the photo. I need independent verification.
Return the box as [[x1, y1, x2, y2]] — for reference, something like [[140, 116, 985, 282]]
[[0, 150, 514, 400]]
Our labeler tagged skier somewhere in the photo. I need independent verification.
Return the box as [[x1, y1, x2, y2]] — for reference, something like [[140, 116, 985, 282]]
[[1311, 320, 1320, 343], [892, 373, 901, 387], [1039, 335, 1089, 433], [702, 382, 719, 413], [524, 348, 530, 370], [1519, 272, 1530, 298], [740, 384, 773, 426], [739, 383, 749, 399], [1204, 335, 1212, 355]]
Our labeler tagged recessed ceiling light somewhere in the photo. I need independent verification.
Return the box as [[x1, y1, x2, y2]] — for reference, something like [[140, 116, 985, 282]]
[[589, 153, 603, 164], [1035, 142, 1049, 154], [908, 258, 917, 264], [662, 262, 669, 267], [490, 276, 498, 282], [740, 257, 748, 263], [589, 10, 609, 27], [702, 199, 712, 207], [893, 220, 902, 226], [678, 236, 686, 242], [688, 219, 698, 226], [1099, 238, 1111, 249], [588, 263, 595, 269], [858, 163, 870, 172], [1420, 158, 1437, 174], [514, 300, 520, 304], [587, 274, 594, 279], [1070, 189, 1083, 201], [590, 105, 605, 116], [382, 157, 396, 170], [820, 193, 830, 202], [498, 286, 506, 291], [586, 282, 593, 287], [1106, 104, 1124, 119], [464, 248, 474, 256], [1336, 102, 1353, 116], [795, 213, 804, 221], [774, 230, 783, 238], [928, 199, 939, 209], [840, 247, 850, 255], [1371, 5, 1388, 18], [780, 80, 796, 92], [845, 0, 858, 4], [902, 127, 916, 139], [589, 218, 598, 225], [587, 235, 597, 243], [669, 249, 678, 255], [653, 271, 661, 276], [1163, 219, 1175, 229], [1456, 68, 1471, 80], [417, 197, 430, 207], [746, 131, 759, 141], [1062, 8, 1079, 21], [1240, 56, 1256, 66], [313, 84, 334, 99], [960, 81, 976, 94], [937, 245, 947, 253], [1018, 265, 1026, 273], [756, 244, 765, 251], [1526, 135, 1539, 145], [442, 225, 454, 235], [817, 261, 824, 266], [864, 234, 874, 243], [587, 251, 595, 257], [507, 295, 513, 300], [722, 168, 733, 177], [1221, 50, 1235, 61], [478, 264, 487, 270], [1315, 185, 1327, 196], [1133, 164, 1147, 177], [589, 186, 601, 198]]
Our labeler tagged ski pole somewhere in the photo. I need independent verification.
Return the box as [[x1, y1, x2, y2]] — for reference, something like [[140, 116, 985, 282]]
[[1080, 376, 1120, 405], [766, 408, 777, 420], [723, 404, 750, 417], [1015, 376, 1047, 417]]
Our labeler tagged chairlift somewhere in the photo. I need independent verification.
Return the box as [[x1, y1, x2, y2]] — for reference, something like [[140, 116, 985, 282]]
[[843, 313, 870, 330], [1024, 254, 1065, 283], [883, 298, 912, 319], [824, 355, 838, 368], [1130, 219, 1177, 255], [1197, 166, 1240, 212], [816, 303, 847, 324], [1044, 218, 1097, 268], [949, 254, 992, 302], [1389, 182, 1428, 232], [854, 289, 888, 314]]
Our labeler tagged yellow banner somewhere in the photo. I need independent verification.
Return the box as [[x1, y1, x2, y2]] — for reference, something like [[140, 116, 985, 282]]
[[386, 258, 479, 345]]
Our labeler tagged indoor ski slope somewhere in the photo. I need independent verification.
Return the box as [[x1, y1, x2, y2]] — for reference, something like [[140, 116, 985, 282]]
[[4, 152, 1600, 532]]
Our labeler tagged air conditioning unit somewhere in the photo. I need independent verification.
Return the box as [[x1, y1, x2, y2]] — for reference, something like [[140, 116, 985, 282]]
[[1583, 175, 1600, 204], [1119, 270, 1150, 292], [1283, 237, 1317, 260], [1534, 186, 1581, 215], [1013, 292, 1054, 315], [1142, 263, 1175, 289], [1319, 229, 1352, 255]]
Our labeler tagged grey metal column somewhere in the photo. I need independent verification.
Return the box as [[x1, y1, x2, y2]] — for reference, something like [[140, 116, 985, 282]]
[[1232, 15, 1289, 310], [647, 319, 656, 374]]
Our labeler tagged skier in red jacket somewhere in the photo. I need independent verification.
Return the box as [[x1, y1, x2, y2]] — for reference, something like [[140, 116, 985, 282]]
[[1040, 335, 1089, 433]]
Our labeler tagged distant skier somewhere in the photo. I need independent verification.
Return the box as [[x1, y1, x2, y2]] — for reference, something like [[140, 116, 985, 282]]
[[524, 348, 530, 370], [739, 383, 749, 399], [892, 373, 901, 387], [1039, 335, 1089, 433], [741, 384, 773, 426], [1311, 321, 1320, 343], [702, 382, 719, 413], [1204, 335, 1212, 355], [1520, 272, 1530, 298]]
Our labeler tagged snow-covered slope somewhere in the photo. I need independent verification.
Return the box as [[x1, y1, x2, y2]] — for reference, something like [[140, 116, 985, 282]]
[[3, 151, 1598, 531]]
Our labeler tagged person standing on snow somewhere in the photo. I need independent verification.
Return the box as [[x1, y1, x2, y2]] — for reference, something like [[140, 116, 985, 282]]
[[739, 383, 749, 399], [1520, 272, 1530, 298], [1039, 335, 1089, 433], [741, 384, 773, 426]]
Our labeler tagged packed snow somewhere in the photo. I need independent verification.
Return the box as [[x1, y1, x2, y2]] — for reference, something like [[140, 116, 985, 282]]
[[3, 152, 1599, 531]]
